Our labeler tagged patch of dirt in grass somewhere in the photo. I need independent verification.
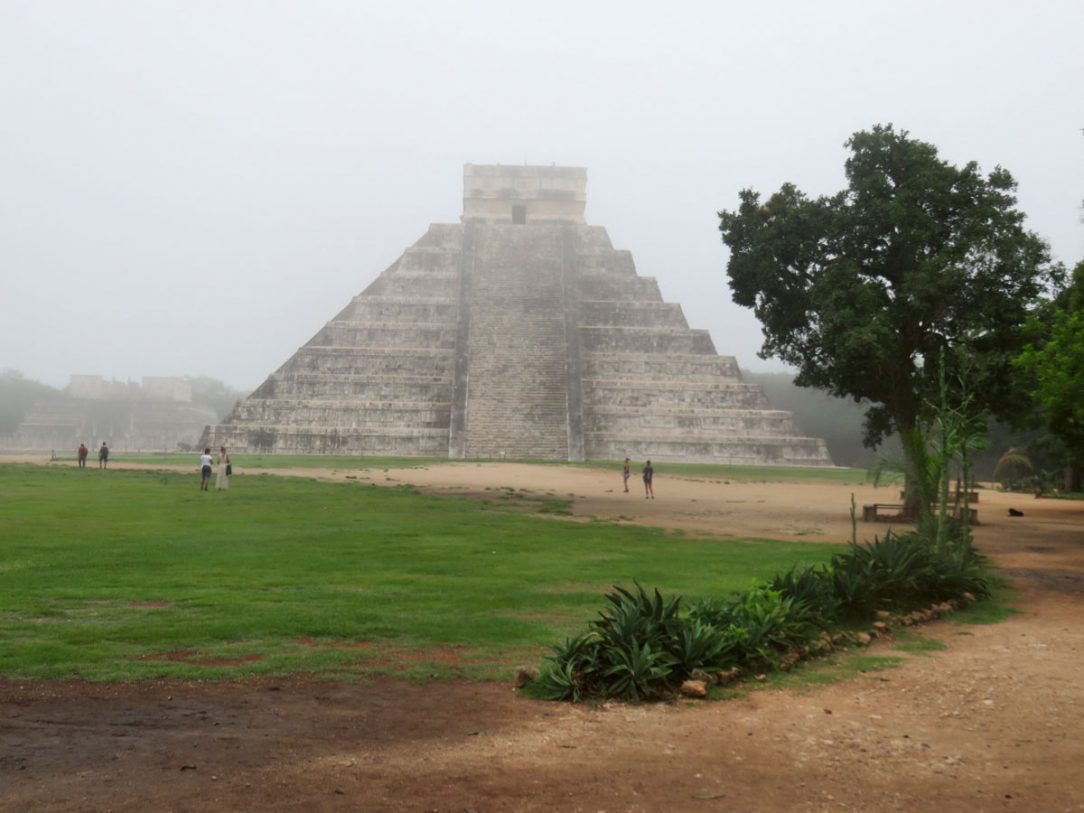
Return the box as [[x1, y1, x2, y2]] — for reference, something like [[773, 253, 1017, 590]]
[[295, 639, 515, 673], [191, 654, 267, 667], [129, 600, 172, 608], [140, 649, 267, 667], [365, 645, 488, 667], [295, 637, 377, 650], [139, 648, 201, 662]]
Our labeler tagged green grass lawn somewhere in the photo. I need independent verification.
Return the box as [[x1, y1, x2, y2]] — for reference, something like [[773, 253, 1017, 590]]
[[0, 464, 843, 682]]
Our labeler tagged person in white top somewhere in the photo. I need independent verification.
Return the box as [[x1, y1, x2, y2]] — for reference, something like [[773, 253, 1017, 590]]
[[199, 448, 213, 491]]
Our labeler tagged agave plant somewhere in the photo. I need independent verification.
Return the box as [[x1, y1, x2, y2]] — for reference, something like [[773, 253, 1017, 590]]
[[863, 532, 930, 605], [594, 584, 683, 654], [534, 631, 602, 701], [769, 565, 840, 627], [724, 587, 815, 664], [602, 640, 675, 701], [670, 619, 739, 674]]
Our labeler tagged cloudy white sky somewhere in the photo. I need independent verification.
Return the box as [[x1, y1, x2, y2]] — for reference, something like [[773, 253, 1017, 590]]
[[2, 0, 1081, 391]]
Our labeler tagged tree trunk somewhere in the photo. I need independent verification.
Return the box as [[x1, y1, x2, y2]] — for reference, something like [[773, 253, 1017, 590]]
[[1067, 464, 1082, 494], [895, 415, 924, 522]]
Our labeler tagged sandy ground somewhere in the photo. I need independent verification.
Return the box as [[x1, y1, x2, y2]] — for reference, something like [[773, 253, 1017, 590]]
[[2, 456, 1083, 812]]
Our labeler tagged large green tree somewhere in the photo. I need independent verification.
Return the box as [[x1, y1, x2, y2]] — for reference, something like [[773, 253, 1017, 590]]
[[719, 125, 1058, 485], [1015, 260, 1084, 487]]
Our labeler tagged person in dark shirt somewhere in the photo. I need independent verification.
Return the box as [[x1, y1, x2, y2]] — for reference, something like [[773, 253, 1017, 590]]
[[642, 460, 654, 499]]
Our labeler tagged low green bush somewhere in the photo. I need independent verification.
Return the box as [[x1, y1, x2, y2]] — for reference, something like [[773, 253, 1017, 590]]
[[770, 531, 990, 623], [768, 565, 841, 627], [534, 585, 738, 701], [687, 587, 814, 667], [537, 528, 991, 703]]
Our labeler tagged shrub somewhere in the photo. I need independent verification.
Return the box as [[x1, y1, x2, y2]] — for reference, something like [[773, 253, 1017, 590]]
[[534, 632, 600, 702], [826, 530, 990, 619], [535, 585, 677, 701], [537, 524, 991, 702], [768, 565, 841, 627], [732, 587, 814, 648], [921, 539, 990, 602]]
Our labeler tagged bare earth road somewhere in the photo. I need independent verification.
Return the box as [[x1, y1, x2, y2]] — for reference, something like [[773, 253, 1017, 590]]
[[2, 458, 1082, 812]]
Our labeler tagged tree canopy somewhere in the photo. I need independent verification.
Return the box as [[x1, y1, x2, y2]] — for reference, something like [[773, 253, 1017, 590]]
[[719, 124, 1059, 450], [1015, 260, 1084, 464]]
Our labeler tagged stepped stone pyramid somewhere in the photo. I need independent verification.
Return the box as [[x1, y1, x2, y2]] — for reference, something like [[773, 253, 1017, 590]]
[[206, 165, 832, 465]]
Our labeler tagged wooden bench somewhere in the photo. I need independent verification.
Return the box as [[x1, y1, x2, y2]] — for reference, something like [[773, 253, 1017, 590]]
[[862, 503, 906, 522], [863, 502, 979, 524], [948, 504, 980, 524], [954, 491, 980, 503]]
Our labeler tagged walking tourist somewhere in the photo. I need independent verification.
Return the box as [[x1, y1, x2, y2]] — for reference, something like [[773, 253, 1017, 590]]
[[98, 442, 109, 469], [77, 443, 88, 468], [623, 457, 631, 493]]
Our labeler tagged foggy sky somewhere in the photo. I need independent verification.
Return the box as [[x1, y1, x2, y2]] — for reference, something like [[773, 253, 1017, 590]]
[[2, 0, 1081, 391]]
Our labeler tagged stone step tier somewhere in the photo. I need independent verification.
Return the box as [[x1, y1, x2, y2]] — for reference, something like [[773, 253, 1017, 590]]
[[209, 423, 450, 455], [586, 436, 833, 466], [282, 347, 455, 378], [583, 381, 775, 410], [583, 352, 742, 382], [584, 406, 801, 435]]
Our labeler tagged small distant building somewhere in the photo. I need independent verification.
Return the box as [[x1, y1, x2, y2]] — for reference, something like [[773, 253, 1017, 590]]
[[141, 377, 192, 403], [67, 374, 109, 400]]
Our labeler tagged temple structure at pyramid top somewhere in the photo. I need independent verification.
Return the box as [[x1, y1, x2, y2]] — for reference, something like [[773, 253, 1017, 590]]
[[206, 164, 832, 466], [462, 163, 587, 224]]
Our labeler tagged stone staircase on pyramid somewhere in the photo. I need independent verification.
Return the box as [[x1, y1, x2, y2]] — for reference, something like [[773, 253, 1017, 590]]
[[206, 164, 832, 466]]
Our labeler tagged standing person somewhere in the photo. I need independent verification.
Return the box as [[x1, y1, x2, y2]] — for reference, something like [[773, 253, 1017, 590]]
[[199, 447, 213, 491], [98, 442, 109, 469], [622, 457, 631, 493], [215, 446, 231, 491], [642, 459, 654, 499], [77, 443, 89, 468]]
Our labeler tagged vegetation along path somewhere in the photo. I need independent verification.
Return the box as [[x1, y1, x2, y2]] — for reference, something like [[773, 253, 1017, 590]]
[[1, 456, 1082, 811]]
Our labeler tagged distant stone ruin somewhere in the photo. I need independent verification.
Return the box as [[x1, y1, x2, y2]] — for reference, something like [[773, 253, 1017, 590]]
[[206, 165, 832, 465], [13, 375, 217, 452]]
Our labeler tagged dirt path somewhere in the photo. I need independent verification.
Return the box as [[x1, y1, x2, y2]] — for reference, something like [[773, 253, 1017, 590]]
[[2, 458, 1083, 811]]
